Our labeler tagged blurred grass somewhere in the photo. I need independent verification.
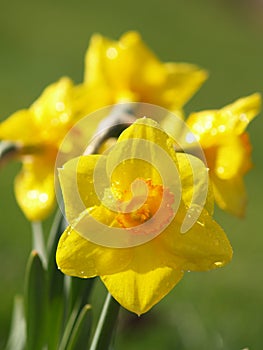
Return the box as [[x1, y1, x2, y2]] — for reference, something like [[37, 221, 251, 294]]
[[0, 0, 263, 349]]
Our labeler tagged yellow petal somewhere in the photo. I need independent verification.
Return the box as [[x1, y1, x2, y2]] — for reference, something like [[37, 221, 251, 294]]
[[187, 110, 219, 147], [107, 118, 179, 192], [221, 93, 261, 134], [187, 93, 261, 148], [30, 77, 75, 144], [101, 242, 184, 314], [84, 31, 163, 96], [118, 31, 167, 96], [14, 154, 56, 221], [58, 155, 105, 223], [0, 110, 39, 145], [176, 153, 214, 215], [162, 209, 233, 271], [84, 31, 207, 108], [158, 63, 208, 110], [84, 33, 114, 87], [56, 225, 132, 278], [72, 83, 111, 119], [214, 135, 251, 180], [212, 175, 247, 217]]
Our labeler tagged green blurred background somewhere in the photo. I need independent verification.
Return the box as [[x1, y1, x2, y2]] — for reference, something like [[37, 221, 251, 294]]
[[0, 0, 263, 349]]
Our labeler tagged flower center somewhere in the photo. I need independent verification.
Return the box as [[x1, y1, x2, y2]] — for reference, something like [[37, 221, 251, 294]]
[[116, 179, 174, 234]]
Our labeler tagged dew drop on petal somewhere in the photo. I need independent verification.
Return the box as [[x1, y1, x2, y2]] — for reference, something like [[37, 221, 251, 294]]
[[218, 124, 226, 132], [197, 220, 205, 227], [239, 113, 249, 123], [80, 271, 88, 278], [185, 132, 196, 144], [217, 166, 225, 175], [181, 204, 204, 234], [106, 47, 118, 59], [56, 101, 65, 112], [204, 120, 212, 129], [39, 193, 48, 203]]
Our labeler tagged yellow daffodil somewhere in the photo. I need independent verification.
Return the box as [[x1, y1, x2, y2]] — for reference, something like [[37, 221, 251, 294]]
[[0, 77, 106, 221], [56, 118, 232, 315], [186, 93, 261, 217], [84, 31, 207, 112]]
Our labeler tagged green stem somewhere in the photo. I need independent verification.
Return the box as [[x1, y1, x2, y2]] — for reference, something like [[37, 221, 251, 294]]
[[47, 207, 65, 261], [31, 221, 47, 269], [89, 293, 120, 350]]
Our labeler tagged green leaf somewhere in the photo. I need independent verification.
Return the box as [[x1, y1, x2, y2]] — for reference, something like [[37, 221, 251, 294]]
[[58, 297, 82, 350], [47, 208, 65, 262], [68, 277, 95, 316], [89, 293, 120, 350], [58, 279, 94, 350], [5, 296, 26, 350], [66, 304, 92, 350], [31, 221, 47, 268], [24, 251, 47, 350], [46, 209, 66, 350]]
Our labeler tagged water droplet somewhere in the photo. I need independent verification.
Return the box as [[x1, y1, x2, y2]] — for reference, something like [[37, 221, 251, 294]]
[[217, 166, 225, 175], [204, 120, 212, 129], [197, 220, 205, 227], [193, 123, 204, 134], [56, 101, 65, 112], [106, 47, 118, 59], [181, 204, 204, 234], [80, 271, 88, 277], [39, 193, 48, 203], [185, 132, 196, 144], [239, 113, 249, 123], [214, 261, 223, 267], [218, 124, 226, 132]]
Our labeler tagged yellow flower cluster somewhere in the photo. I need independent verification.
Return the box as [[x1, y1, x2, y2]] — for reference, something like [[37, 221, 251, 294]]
[[0, 32, 208, 221], [0, 31, 260, 314]]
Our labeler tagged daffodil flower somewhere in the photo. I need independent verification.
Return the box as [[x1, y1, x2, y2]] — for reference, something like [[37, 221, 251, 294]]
[[84, 31, 207, 112], [187, 93, 261, 217], [56, 118, 232, 315], [0, 77, 106, 221]]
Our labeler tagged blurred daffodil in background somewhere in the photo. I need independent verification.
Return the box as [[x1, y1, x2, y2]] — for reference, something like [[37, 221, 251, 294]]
[[0, 31, 207, 221], [187, 93, 261, 216], [0, 78, 75, 220], [83, 31, 207, 112]]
